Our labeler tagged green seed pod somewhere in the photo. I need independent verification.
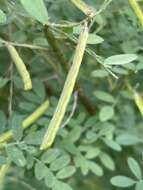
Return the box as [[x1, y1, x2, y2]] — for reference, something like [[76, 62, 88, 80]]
[[40, 22, 89, 150], [0, 161, 10, 187], [129, 0, 143, 26], [6, 43, 32, 90]]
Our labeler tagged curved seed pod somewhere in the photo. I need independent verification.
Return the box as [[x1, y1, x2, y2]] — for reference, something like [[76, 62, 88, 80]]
[[0, 100, 49, 145], [40, 22, 89, 150], [6, 43, 32, 90], [71, 0, 95, 18], [0, 161, 11, 187], [129, 0, 143, 26], [134, 91, 143, 116]]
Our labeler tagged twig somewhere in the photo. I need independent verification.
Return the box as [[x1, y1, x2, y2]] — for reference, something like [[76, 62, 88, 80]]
[[46, 0, 112, 28], [0, 39, 49, 50], [43, 26, 68, 71], [8, 63, 13, 117], [41, 74, 58, 82]]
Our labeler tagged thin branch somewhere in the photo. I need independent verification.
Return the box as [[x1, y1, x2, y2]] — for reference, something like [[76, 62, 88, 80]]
[[8, 63, 13, 117], [0, 39, 49, 50]]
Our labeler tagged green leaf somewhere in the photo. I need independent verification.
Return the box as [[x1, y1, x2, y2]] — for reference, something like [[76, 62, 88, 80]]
[[74, 155, 89, 176], [66, 126, 82, 143], [87, 34, 104, 44], [11, 115, 23, 141], [116, 134, 142, 146], [33, 78, 46, 101], [112, 67, 128, 75], [24, 131, 44, 145], [0, 9, 6, 24], [111, 176, 135, 187], [22, 91, 42, 104], [85, 131, 98, 143], [56, 166, 76, 179], [136, 180, 143, 190], [103, 138, 122, 152], [50, 155, 70, 171], [91, 69, 108, 78], [6, 146, 26, 167], [94, 90, 115, 103], [26, 154, 34, 169], [99, 152, 115, 171], [34, 162, 48, 180], [73, 26, 81, 34], [84, 116, 97, 127], [98, 123, 115, 136], [0, 156, 6, 165], [20, 0, 48, 24], [104, 54, 137, 65], [128, 157, 142, 179], [99, 106, 114, 122], [63, 142, 79, 155], [88, 161, 103, 176], [0, 78, 9, 88], [13, 76, 23, 89], [53, 180, 73, 190], [44, 170, 55, 188], [33, 37, 48, 46], [0, 110, 7, 130], [41, 148, 61, 164], [85, 147, 100, 159], [19, 102, 37, 112]]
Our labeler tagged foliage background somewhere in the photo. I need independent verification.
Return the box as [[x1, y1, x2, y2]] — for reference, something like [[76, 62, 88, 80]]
[[0, 0, 143, 190]]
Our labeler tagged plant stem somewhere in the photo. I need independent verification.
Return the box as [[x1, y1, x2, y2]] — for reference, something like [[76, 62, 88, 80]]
[[0, 100, 49, 145], [43, 26, 68, 71], [0, 39, 49, 50]]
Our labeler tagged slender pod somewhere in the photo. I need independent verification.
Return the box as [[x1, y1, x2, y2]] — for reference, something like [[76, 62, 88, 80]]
[[0, 100, 49, 145], [71, 0, 95, 18], [134, 91, 143, 116], [6, 43, 32, 90], [0, 161, 11, 187], [40, 22, 89, 150], [129, 0, 143, 26]]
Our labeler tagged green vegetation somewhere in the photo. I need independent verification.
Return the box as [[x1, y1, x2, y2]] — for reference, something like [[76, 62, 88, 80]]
[[0, 0, 143, 189]]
